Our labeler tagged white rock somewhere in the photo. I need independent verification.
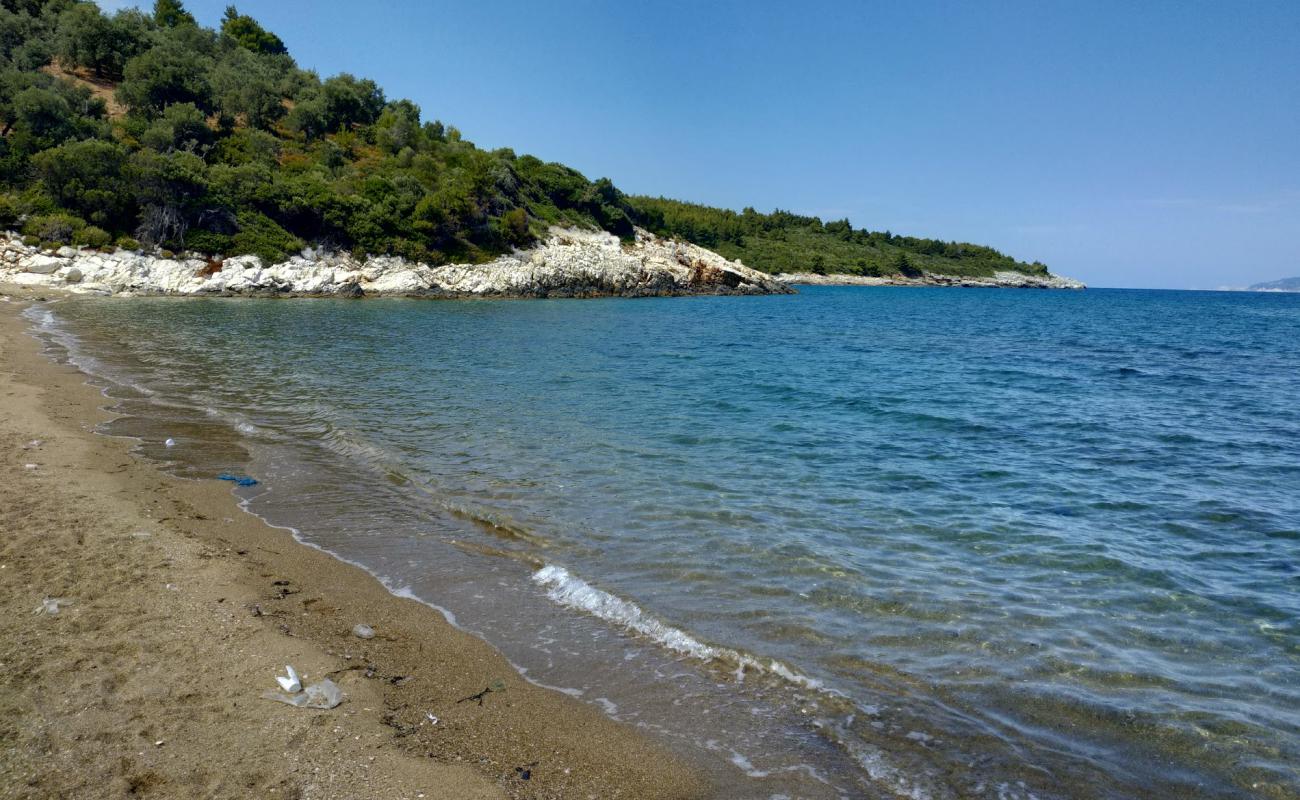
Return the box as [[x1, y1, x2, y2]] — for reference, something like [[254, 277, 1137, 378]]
[[23, 254, 66, 274], [0, 229, 789, 298]]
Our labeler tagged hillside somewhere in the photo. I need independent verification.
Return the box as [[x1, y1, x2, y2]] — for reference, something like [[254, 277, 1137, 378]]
[[1, 0, 1047, 279], [628, 197, 1051, 278], [1248, 276, 1300, 292]]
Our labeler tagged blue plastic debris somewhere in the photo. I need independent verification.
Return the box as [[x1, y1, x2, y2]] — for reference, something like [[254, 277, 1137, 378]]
[[217, 473, 259, 487]]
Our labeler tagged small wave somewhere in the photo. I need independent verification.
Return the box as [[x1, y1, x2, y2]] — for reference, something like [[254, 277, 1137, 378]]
[[531, 564, 823, 691]]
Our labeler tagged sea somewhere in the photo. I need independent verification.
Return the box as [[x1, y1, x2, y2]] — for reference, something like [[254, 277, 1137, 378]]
[[25, 286, 1300, 799]]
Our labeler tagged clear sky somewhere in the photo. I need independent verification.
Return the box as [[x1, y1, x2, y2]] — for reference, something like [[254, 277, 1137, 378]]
[[102, 0, 1299, 289]]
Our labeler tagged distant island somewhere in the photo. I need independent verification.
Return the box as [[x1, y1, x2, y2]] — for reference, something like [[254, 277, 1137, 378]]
[[0, 0, 1078, 291], [1248, 276, 1300, 292]]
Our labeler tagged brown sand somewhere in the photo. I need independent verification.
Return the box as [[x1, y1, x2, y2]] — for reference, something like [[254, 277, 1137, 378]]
[[0, 291, 708, 799]]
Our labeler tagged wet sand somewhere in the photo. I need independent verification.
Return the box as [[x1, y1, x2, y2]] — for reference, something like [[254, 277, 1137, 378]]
[[0, 289, 707, 799]]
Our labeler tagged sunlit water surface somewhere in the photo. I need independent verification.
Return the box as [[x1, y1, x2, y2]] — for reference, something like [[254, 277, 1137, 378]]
[[29, 287, 1300, 799]]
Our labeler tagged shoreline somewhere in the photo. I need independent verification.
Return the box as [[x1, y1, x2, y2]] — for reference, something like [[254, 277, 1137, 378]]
[[0, 289, 707, 798], [776, 270, 1086, 289], [0, 228, 790, 299]]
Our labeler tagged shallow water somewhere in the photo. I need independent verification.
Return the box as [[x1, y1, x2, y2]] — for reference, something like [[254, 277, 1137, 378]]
[[29, 287, 1300, 799]]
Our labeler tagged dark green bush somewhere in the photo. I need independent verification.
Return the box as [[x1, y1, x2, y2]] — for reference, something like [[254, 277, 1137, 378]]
[[183, 229, 233, 255], [230, 210, 302, 264], [115, 236, 141, 251], [73, 224, 112, 248], [0, 194, 17, 229], [23, 212, 84, 244]]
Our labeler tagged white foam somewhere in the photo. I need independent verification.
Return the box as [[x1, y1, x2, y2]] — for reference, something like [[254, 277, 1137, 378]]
[[531, 564, 825, 694], [729, 750, 771, 778]]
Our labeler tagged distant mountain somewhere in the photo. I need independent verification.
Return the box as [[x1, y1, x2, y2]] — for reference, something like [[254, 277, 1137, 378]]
[[1248, 277, 1300, 292]]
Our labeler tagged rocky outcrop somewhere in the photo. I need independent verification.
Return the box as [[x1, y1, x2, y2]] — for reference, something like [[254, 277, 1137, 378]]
[[775, 270, 1086, 289], [0, 227, 793, 299]]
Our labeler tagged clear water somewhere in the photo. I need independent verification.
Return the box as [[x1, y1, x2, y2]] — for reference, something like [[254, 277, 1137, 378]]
[[29, 288, 1300, 799]]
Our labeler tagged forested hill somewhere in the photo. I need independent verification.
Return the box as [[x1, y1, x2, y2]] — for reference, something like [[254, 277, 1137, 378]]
[[0, 0, 1047, 277], [628, 198, 1049, 278]]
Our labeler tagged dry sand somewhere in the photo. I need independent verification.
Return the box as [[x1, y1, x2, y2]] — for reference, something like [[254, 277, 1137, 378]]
[[0, 291, 708, 799]]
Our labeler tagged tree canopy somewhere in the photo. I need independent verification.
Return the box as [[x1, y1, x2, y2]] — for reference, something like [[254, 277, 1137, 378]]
[[0, 0, 1046, 277]]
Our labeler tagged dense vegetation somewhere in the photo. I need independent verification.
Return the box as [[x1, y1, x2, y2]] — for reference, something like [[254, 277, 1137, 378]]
[[628, 198, 1048, 278], [0, 0, 1046, 276]]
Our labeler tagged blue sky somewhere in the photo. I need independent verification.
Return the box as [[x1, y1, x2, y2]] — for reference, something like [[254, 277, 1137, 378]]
[[101, 1, 1298, 288]]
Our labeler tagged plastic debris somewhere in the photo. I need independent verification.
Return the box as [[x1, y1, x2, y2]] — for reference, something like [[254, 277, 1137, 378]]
[[352, 623, 375, 640], [263, 678, 344, 710], [164, 438, 176, 447], [34, 597, 72, 615], [276, 665, 302, 693], [217, 473, 259, 486], [24, 463, 37, 470], [425, 713, 438, 725]]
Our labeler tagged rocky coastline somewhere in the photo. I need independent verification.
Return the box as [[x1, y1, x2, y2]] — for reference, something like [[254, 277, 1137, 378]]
[[776, 271, 1086, 289], [1, 226, 1087, 299], [0, 227, 792, 299]]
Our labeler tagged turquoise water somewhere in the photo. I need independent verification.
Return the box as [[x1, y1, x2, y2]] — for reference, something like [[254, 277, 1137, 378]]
[[32, 288, 1300, 799]]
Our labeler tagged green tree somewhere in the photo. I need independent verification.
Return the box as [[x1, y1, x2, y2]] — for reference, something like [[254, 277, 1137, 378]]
[[152, 0, 194, 28], [10, 85, 75, 143], [140, 102, 212, 152], [210, 47, 284, 129], [129, 147, 208, 244], [373, 100, 420, 153], [55, 4, 151, 80], [287, 73, 384, 139], [32, 138, 133, 227], [117, 41, 213, 115], [892, 252, 921, 278], [220, 5, 285, 55]]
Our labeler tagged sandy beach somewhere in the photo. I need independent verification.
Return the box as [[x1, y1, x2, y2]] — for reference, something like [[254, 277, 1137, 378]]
[[0, 289, 706, 799]]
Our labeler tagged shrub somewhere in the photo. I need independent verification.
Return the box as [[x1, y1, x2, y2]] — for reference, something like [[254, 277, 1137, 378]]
[[32, 140, 132, 229], [115, 236, 141, 251], [23, 212, 85, 244], [22, 235, 41, 248], [183, 229, 233, 255], [230, 210, 302, 264], [117, 41, 215, 116], [496, 207, 532, 247], [160, 250, 175, 259], [0, 195, 18, 229], [73, 225, 112, 248]]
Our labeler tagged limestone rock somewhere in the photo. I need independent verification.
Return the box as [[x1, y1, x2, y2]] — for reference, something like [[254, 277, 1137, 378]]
[[24, 254, 66, 274], [775, 269, 1086, 289], [0, 228, 791, 299]]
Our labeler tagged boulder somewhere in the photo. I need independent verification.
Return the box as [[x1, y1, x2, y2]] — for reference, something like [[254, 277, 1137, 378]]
[[23, 255, 66, 274]]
